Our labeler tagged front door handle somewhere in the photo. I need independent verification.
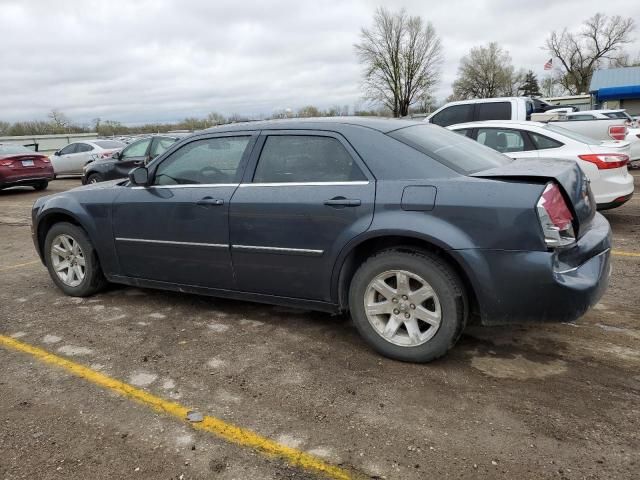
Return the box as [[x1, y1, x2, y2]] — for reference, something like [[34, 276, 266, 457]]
[[196, 196, 224, 206], [324, 197, 361, 207]]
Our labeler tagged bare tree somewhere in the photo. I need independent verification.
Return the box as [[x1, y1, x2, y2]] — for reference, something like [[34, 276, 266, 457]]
[[355, 7, 442, 117], [450, 42, 519, 100], [545, 14, 635, 94], [206, 112, 226, 126], [48, 109, 70, 131]]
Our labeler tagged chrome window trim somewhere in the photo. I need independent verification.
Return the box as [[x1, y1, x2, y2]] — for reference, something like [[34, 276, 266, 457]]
[[131, 183, 239, 190], [239, 181, 370, 188], [232, 244, 323, 255], [115, 237, 228, 248]]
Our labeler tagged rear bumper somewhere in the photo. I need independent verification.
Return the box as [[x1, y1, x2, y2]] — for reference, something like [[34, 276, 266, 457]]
[[597, 191, 633, 210], [455, 213, 611, 325], [0, 173, 54, 188]]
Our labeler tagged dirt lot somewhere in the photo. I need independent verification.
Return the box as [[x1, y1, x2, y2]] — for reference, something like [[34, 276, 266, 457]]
[[1, 175, 639, 480]]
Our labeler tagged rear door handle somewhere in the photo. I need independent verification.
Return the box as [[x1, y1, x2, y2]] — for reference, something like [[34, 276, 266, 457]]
[[324, 197, 361, 207], [196, 196, 224, 206]]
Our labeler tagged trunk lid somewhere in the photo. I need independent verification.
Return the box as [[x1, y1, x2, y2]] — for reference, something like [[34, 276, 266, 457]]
[[471, 158, 596, 237]]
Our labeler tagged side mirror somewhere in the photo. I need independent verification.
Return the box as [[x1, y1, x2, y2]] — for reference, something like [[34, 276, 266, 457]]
[[111, 151, 121, 160], [54, 150, 60, 156], [129, 167, 149, 186]]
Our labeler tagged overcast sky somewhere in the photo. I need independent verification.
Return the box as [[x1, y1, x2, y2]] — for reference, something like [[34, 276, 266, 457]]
[[1, 0, 639, 125]]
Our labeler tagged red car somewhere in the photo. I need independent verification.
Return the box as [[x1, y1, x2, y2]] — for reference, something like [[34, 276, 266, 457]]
[[0, 144, 54, 191]]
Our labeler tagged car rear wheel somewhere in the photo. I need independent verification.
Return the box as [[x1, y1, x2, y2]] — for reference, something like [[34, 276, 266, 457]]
[[87, 173, 102, 184], [44, 222, 107, 297], [349, 249, 467, 362], [34, 180, 48, 191]]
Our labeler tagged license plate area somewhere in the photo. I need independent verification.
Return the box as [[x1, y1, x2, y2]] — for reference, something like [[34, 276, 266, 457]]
[[21, 160, 34, 167]]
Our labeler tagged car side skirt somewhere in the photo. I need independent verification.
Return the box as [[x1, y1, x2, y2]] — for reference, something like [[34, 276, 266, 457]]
[[108, 274, 342, 314]]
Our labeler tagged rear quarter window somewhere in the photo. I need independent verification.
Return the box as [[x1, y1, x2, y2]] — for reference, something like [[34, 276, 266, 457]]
[[389, 124, 512, 175]]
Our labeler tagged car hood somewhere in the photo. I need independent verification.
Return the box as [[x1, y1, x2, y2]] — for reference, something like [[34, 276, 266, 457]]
[[471, 158, 595, 237]]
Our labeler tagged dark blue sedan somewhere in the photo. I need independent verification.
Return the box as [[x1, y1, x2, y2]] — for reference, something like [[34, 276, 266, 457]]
[[31, 118, 611, 362]]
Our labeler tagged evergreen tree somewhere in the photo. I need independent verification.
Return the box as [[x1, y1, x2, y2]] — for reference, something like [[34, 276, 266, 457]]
[[520, 70, 541, 97]]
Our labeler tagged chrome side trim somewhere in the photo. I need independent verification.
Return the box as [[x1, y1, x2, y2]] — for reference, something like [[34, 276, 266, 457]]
[[232, 244, 323, 255], [239, 181, 370, 187], [131, 183, 238, 190], [115, 237, 228, 248]]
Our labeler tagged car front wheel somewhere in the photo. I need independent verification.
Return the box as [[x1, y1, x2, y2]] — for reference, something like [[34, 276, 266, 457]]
[[44, 222, 107, 297], [349, 249, 467, 363], [87, 173, 103, 184]]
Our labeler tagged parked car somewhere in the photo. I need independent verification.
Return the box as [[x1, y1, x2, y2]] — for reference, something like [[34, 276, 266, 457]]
[[448, 120, 634, 210], [428, 97, 629, 142], [0, 143, 54, 190], [50, 140, 125, 177], [82, 135, 186, 184], [31, 118, 611, 363], [565, 109, 636, 127]]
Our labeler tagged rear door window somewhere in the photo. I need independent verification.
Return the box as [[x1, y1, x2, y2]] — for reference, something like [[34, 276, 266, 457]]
[[475, 102, 512, 121], [476, 128, 531, 153], [253, 135, 366, 183], [430, 104, 474, 127]]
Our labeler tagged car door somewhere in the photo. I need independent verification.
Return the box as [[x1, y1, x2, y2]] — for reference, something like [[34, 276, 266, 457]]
[[54, 143, 79, 174], [474, 127, 538, 160], [114, 138, 152, 178], [111, 132, 257, 289], [73, 143, 95, 173], [229, 131, 375, 302]]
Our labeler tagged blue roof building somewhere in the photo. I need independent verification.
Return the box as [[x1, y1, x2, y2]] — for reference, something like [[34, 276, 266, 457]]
[[590, 66, 640, 115]]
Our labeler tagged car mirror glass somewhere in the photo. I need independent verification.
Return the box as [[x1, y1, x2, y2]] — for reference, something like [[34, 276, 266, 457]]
[[129, 167, 149, 186]]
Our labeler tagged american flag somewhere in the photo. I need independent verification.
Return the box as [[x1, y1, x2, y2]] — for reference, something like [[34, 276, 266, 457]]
[[544, 58, 553, 70]]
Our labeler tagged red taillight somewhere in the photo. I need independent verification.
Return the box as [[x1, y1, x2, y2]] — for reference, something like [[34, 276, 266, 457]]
[[0, 160, 13, 166], [40, 157, 50, 163], [608, 125, 627, 141], [536, 183, 575, 248], [578, 153, 629, 169], [99, 152, 113, 159]]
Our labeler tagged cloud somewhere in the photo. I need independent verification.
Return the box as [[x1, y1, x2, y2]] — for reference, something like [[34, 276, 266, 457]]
[[1, 0, 638, 124]]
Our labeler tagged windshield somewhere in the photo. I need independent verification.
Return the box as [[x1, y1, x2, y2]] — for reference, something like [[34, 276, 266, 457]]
[[94, 140, 125, 149], [0, 144, 34, 154], [543, 124, 600, 145], [389, 124, 512, 175]]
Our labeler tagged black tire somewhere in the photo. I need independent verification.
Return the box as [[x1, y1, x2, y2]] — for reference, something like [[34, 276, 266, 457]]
[[349, 249, 467, 363], [44, 222, 107, 297], [86, 173, 103, 184], [34, 180, 48, 191]]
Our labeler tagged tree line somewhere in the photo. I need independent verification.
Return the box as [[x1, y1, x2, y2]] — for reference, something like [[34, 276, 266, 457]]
[[355, 9, 637, 114]]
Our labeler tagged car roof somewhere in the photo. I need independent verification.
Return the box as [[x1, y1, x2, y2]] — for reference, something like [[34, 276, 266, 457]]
[[201, 117, 423, 134], [448, 120, 547, 130]]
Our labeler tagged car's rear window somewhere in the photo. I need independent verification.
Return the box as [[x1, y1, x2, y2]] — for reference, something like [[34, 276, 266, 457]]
[[388, 124, 512, 175], [94, 140, 125, 149], [543, 124, 599, 145], [0, 144, 33, 154], [603, 111, 633, 121]]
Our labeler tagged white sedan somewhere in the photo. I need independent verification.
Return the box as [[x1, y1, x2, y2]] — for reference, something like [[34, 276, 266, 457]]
[[448, 120, 634, 210], [50, 139, 125, 176]]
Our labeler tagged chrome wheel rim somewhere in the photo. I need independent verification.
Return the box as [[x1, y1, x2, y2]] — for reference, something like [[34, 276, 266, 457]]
[[364, 269, 441, 347], [50, 234, 86, 287], [88, 176, 98, 184]]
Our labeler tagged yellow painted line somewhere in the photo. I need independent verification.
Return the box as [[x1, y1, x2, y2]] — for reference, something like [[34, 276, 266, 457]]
[[0, 259, 41, 271], [0, 335, 356, 480], [612, 250, 640, 258]]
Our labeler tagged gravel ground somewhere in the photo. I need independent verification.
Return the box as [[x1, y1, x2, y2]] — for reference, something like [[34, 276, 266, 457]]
[[1, 174, 639, 480]]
